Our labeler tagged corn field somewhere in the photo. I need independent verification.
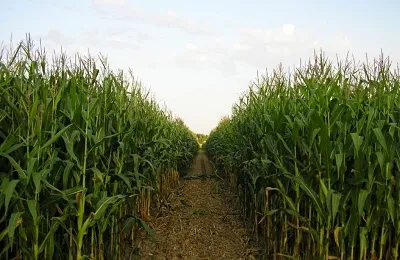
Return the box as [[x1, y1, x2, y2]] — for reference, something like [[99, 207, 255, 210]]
[[0, 38, 198, 259], [205, 53, 400, 259]]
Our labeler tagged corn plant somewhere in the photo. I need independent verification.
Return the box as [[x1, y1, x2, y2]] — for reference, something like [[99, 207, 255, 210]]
[[0, 36, 198, 260], [205, 52, 400, 259]]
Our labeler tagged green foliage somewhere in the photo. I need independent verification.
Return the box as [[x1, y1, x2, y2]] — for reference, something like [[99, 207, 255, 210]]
[[205, 52, 400, 259], [0, 37, 198, 259], [196, 133, 208, 145]]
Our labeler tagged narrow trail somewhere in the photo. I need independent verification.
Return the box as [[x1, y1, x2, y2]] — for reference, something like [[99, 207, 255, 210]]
[[135, 151, 258, 260]]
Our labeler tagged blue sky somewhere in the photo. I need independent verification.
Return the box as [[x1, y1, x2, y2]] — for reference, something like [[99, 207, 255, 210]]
[[1, 0, 399, 133]]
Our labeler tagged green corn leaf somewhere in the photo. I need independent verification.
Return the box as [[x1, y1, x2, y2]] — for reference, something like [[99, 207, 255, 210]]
[[319, 179, 328, 198], [41, 124, 73, 151], [116, 173, 132, 191], [284, 173, 326, 222], [27, 200, 38, 223], [304, 225, 319, 243], [62, 161, 75, 190], [350, 133, 363, 154], [335, 153, 343, 171], [2, 179, 19, 221], [284, 209, 307, 222], [138, 217, 154, 238], [331, 192, 342, 222], [0, 154, 27, 180], [358, 189, 369, 216], [91, 167, 104, 185], [373, 128, 388, 152], [276, 133, 294, 156], [0, 226, 8, 241], [388, 197, 395, 224], [39, 214, 68, 254], [376, 152, 385, 172], [359, 227, 368, 259], [27, 157, 37, 181], [40, 183, 84, 209], [309, 128, 320, 148], [32, 171, 42, 194], [334, 226, 341, 248], [264, 209, 279, 217], [326, 190, 332, 215], [93, 195, 125, 220], [0, 90, 22, 121], [87, 131, 122, 154], [8, 212, 23, 242], [1, 142, 24, 156], [281, 193, 297, 212], [62, 131, 80, 165]]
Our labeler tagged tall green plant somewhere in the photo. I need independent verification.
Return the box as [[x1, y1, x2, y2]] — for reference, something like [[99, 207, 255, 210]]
[[0, 36, 198, 260], [205, 52, 400, 259]]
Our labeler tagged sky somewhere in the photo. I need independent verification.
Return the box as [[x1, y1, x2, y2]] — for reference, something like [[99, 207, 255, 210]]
[[1, 0, 400, 134]]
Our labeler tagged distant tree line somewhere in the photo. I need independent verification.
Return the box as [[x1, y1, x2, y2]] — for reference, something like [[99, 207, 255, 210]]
[[196, 133, 208, 144]]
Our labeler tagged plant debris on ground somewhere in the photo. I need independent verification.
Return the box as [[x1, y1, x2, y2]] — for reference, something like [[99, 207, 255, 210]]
[[133, 153, 260, 260]]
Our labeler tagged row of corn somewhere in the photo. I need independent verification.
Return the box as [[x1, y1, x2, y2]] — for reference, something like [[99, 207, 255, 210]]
[[0, 38, 198, 259], [205, 53, 400, 259]]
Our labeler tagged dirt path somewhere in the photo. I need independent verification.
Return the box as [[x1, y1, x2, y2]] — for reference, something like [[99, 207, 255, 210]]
[[134, 151, 258, 260]]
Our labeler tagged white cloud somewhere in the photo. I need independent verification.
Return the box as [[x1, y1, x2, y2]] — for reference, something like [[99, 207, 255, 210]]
[[168, 24, 356, 76], [282, 24, 295, 36], [91, 2, 213, 35], [185, 43, 198, 51], [198, 54, 207, 62], [333, 34, 352, 49], [232, 43, 251, 51], [171, 44, 238, 75], [46, 30, 75, 46]]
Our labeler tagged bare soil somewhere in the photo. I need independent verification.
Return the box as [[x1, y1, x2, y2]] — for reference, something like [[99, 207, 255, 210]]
[[133, 151, 259, 260]]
